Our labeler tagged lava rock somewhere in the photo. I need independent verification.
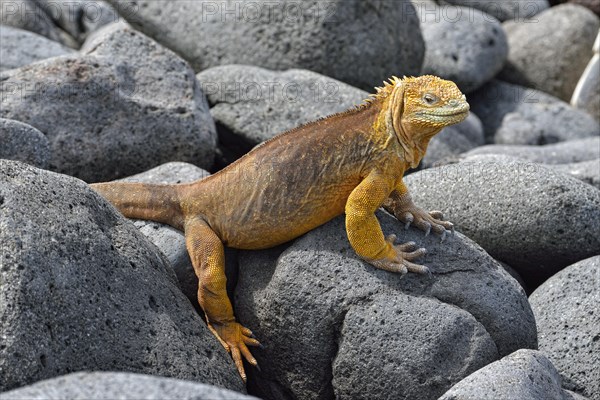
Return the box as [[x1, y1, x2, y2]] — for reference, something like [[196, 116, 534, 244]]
[[235, 211, 536, 400], [420, 5, 508, 93], [439, 349, 584, 400], [404, 159, 600, 287], [550, 159, 600, 189], [0, 372, 256, 400], [35, 0, 120, 43], [529, 256, 600, 399], [462, 137, 600, 164], [197, 65, 367, 164], [0, 118, 51, 168], [499, 4, 600, 101], [0, 25, 74, 72], [572, 32, 600, 121], [441, 0, 549, 21], [0, 160, 244, 393], [108, 0, 425, 90], [0, 22, 216, 182], [0, 0, 76, 46], [421, 116, 483, 168], [469, 80, 600, 144]]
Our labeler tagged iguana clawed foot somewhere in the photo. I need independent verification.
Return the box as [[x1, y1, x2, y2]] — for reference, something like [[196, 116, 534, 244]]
[[207, 320, 261, 382], [366, 234, 430, 276], [396, 207, 454, 243]]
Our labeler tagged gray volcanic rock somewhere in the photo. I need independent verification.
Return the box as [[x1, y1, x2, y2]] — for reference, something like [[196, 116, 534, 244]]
[[499, 4, 600, 101], [439, 349, 583, 400], [0, 25, 74, 72], [35, 0, 120, 43], [0, 160, 244, 393], [0, 22, 216, 182], [529, 256, 600, 399], [469, 80, 600, 144], [0, 0, 76, 46], [235, 211, 536, 400], [422, 122, 479, 168], [0, 118, 51, 168], [404, 159, 600, 286], [108, 0, 424, 90], [197, 65, 367, 164], [550, 159, 600, 189], [441, 0, 549, 21], [0, 372, 256, 400], [462, 137, 600, 164], [420, 5, 508, 93]]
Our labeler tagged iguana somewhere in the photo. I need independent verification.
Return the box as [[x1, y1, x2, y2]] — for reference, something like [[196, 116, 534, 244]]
[[91, 75, 469, 381]]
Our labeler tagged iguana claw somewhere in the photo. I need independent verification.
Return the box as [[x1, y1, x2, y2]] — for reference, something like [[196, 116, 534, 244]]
[[366, 234, 429, 275]]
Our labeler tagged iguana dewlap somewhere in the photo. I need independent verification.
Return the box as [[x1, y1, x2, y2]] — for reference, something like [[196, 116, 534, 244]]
[[91, 75, 469, 381]]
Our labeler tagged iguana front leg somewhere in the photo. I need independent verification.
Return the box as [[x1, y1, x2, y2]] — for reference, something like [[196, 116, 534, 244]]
[[383, 181, 454, 241], [184, 217, 260, 382], [345, 172, 428, 275]]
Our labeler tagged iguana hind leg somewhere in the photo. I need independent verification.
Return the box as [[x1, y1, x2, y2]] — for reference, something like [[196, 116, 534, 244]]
[[184, 217, 260, 382]]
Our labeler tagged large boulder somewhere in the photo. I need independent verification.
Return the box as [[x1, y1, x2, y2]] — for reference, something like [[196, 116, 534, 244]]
[[529, 256, 600, 399], [35, 0, 120, 43], [0, 160, 244, 393], [469, 80, 600, 144], [0, 22, 216, 182], [499, 4, 599, 101], [440, 0, 549, 21], [108, 0, 425, 90], [0, 25, 74, 72], [0, 118, 51, 168], [404, 159, 600, 287], [462, 137, 600, 165], [439, 349, 586, 400], [0, 0, 76, 46], [235, 211, 536, 399], [197, 65, 368, 166], [0, 372, 257, 400], [550, 160, 600, 190], [419, 5, 508, 93]]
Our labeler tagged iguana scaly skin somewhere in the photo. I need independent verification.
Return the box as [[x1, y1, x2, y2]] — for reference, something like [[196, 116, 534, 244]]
[[91, 75, 469, 381]]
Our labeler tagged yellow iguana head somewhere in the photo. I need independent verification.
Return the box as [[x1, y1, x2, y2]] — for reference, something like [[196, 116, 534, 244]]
[[372, 75, 470, 167]]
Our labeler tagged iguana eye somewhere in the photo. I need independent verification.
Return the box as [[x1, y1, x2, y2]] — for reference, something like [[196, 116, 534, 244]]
[[423, 93, 438, 105]]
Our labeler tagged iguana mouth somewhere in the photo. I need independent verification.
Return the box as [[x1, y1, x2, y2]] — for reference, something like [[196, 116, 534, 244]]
[[420, 104, 470, 117]]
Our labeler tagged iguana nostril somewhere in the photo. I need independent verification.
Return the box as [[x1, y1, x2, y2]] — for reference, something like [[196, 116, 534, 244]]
[[449, 99, 459, 107]]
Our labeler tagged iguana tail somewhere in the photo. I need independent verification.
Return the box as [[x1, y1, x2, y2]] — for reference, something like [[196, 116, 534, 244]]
[[90, 182, 185, 230]]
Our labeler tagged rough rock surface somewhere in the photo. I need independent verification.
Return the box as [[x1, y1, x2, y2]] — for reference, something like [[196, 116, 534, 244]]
[[0, 0, 76, 46], [0, 372, 257, 400], [0, 160, 244, 393], [439, 349, 585, 400], [499, 4, 600, 101], [0, 118, 51, 168], [421, 122, 479, 168], [420, 5, 508, 93], [550, 159, 600, 189], [469, 80, 600, 144], [35, 0, 120, 43], [197, 65, 367, 165], [0, 25, 74, 72], [109, 0, 424, 90], [441, 0, 549, 21], [0, 22, 216, 182], [462, 137, 600, 164], [529, 256, 600, 399], [404, 159, 600, 286], [235, 211, 536, 400]]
